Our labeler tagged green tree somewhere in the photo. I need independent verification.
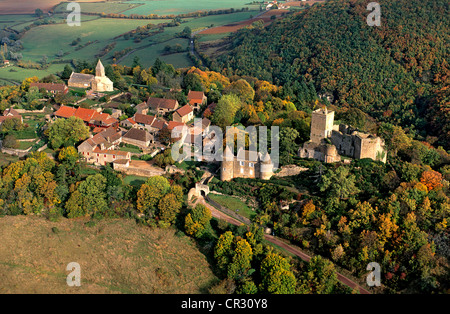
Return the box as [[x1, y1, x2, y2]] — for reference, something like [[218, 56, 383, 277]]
[[145, 176, 170, 194], [297, 256, 338, 294], [223, 79, 255, 104], [319, 166, 360, 199], [185, 203, 212, 238], [47, 116, 89, 149], [214, 231, 235, 273], [158, 193, 182, 224], [227, 239, 253, 280], [2, 134, 18, 148], [260, 252, 296, 294], [137, 184, 162, 218], [211, 94, 241, 128]]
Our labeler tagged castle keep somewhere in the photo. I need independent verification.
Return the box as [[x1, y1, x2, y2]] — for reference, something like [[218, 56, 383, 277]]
[[221, 146, 274, 181], [299, 107, 387, 163]]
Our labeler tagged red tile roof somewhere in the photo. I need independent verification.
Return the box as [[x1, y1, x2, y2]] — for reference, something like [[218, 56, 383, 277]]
[[54, 106, 77, 118], [188, 90, 205, 102], [167, 121, 186, 131], [175, 104, 193, 118], [134, 113, 155, 126], [75, 107, 96, 122]]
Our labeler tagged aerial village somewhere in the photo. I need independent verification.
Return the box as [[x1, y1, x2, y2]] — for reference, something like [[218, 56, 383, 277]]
[[0, 59, 387, 184]]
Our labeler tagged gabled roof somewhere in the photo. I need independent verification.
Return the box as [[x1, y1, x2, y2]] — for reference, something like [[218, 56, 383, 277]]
[[68, 72, 95, 84], [3, 108, 20, 117], [134, 113, 155, 126], [123, 128, 153, 143], [30, 82, 67, 91], [167, 121, 186, 131], [188, 90, 205, 101], [54, 106, 77, 118], [147, 97, 178, 110], [151, 119, 167, 130], [174, 104, 193, 118], [124, 118, 136, 125], [75, 107, 96, 122]]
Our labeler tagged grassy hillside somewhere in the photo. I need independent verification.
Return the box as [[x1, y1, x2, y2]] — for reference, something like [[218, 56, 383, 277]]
[[216, 0, 449, 147], [0, 216, 217, 293]]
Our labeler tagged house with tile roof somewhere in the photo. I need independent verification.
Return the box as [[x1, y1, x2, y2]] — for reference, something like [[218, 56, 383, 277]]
[[53, 105, 118, 129], [0, 108, 23, 126], [173, 104, 194, 124], [30, 82, 69, 95], [147, 97, 179, 115], [187, 90, 207, 112], [122, 128, 154, 148], [77, 127, 127, 166]]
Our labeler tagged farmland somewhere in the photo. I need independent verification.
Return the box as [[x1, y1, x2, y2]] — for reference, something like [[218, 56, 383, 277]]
[[0, 0, 299, 82]]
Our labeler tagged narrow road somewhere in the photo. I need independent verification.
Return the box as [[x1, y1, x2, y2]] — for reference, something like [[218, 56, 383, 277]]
[[194, 196, 371, 295]]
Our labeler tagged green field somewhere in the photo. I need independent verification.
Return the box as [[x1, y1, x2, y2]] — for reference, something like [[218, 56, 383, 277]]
[[0, 3, 260, 81], [54, 2, 141, 14], [208, 193, 255, 220], [123, 175, 148, 186], [123, 0, 257, 16], [0, 64, 66, 82]]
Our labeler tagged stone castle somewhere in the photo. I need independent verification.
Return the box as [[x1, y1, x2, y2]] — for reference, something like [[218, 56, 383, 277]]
[[221, 146, 274, 181], [299, 107, 387, 163]]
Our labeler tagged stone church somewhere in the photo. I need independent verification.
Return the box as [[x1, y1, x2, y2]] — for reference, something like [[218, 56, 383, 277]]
[[299, 107, 387, 163], [68, 60, 113, 92]]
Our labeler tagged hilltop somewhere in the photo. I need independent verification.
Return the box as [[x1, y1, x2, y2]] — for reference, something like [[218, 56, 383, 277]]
[[215, 0, 450, 148]]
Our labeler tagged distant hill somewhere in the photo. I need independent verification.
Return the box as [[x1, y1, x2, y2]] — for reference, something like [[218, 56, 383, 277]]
[[216, 0, 450, 148]]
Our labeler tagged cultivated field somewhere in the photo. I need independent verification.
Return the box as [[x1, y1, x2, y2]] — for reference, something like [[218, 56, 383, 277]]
[[0, 0, 105, 14], [0, 215, 217, 294], [122, 0, 254, 16], [199, 9, 290, 34]]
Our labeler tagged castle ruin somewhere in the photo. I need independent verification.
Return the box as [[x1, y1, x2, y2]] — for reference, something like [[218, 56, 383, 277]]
[[299, 107, 387, 163]]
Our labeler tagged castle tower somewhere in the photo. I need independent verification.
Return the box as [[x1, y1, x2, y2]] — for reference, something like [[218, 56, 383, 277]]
[[221, 145, 234, 181], [260, 152, 273, 180], [310, 106, 334, 143], [96, 59, 105, 77]]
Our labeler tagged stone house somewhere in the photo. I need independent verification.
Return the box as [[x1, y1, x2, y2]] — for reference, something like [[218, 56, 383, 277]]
[[120, 118, 137, 128], [77, 127, 126, 166], [147, 97, 179, 115], [172, 104, 194, 124], [122, 128, 154, 148], [187, 90, 207, 112], [30, 82, 69, 95], [0, 108, 23, 125]]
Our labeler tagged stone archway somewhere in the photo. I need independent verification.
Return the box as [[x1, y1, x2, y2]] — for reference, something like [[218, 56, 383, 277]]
[[187, 183, 210, 203]]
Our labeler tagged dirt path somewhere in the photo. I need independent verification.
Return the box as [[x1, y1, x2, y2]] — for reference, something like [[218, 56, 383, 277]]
[[194, 196, 371, 294]]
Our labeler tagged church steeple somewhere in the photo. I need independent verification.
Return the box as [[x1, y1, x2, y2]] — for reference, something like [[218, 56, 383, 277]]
[[96, 59, 105, 77]]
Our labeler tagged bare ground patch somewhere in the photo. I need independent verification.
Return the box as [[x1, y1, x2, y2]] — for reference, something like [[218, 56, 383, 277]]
[[0, 215, 217, 294]]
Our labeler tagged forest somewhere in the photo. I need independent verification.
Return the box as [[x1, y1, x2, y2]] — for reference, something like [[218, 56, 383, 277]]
[[214, 0, 450, 150]]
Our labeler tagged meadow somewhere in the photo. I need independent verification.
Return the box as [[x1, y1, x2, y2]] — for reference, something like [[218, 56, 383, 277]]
[[0, 215, 217, 293], [122, 0, 256, 16]]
